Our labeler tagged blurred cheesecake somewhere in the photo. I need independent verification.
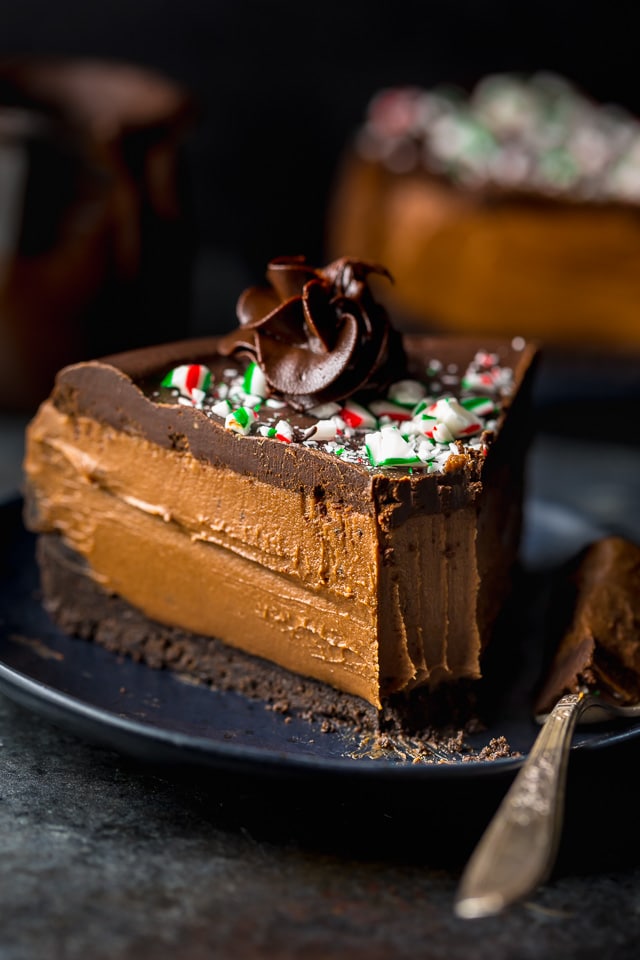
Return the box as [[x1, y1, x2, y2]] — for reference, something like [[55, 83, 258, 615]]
[[328, 73, 640, 348]]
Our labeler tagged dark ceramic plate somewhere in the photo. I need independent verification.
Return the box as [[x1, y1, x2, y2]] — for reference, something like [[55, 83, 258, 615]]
[[1, 496, 639, 785]]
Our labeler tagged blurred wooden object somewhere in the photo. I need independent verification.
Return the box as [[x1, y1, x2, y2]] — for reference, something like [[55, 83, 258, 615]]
[[0, 58, 195, 412]]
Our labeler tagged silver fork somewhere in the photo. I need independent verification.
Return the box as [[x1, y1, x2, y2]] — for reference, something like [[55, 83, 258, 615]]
[[454, 690, 640, 919]]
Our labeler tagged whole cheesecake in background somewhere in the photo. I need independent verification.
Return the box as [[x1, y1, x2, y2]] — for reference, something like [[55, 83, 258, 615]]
[[23, 256, 538, 729], [328, 73, 640, 347]]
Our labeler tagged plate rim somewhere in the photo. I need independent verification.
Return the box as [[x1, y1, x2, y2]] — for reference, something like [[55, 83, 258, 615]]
[[0, 658, 528, 781]]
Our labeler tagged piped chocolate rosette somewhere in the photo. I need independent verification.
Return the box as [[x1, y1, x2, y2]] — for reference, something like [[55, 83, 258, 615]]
[[155, 257, 526, 473], [217, 255, 405, 410]]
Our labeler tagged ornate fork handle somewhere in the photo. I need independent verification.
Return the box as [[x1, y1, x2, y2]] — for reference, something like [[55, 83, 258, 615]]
[[455, 692, 590, 919]]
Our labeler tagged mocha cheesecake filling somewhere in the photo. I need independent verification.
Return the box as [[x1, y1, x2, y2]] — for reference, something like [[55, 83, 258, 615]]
[[27, 403, 386, 703], [23, 402, 483, 705], [24, 257, 538, 710]]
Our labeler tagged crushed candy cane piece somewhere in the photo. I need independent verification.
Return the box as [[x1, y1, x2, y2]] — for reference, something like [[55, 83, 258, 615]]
[[365, 426, 422, 466], [411, 397, 435, 417], [161, 364, 211, 399], [340, 401, 377, 429], [461, 351, 514, 393], [461, 396, 496, 417], [474, 351, 499, 369], [308, 401, 341, 418], [426, 397, 482, 439], [242, 361, 268, 399], [430, 421, 456, 443], [369, 399, 412, 422], [416, 438, 437, 462], [225, 406, 256, 435], [386, 379, 427, 407], [153, 338, 519, 475], [405, 414, 438, 437], [311, 419, 339, 442], [274, 419, 293, 442]]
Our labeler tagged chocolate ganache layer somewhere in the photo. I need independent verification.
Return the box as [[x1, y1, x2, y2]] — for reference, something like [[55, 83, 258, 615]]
[[24, 258, 538, 710]]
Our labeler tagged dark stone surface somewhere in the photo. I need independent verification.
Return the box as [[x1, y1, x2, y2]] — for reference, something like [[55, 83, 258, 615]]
[[2, 688, 640, 960]]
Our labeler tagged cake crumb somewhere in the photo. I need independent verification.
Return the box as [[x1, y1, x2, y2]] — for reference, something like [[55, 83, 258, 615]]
[[462, 736, 519, 762]]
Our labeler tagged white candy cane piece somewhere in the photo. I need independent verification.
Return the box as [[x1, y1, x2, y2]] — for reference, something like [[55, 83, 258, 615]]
[[312, 419, 338, 441], [416, 439, 437, 462], [211, 398, 232, 417], [365, 426, 420, 466], [430, 421, 455, 443]]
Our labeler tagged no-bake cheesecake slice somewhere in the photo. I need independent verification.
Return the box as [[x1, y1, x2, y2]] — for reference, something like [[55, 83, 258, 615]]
[[24, 257, 538, 717], [535, 537, 640, 716]]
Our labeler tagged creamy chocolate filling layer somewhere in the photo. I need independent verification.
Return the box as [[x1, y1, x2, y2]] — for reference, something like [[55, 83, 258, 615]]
[[25, 403, 486, 704]]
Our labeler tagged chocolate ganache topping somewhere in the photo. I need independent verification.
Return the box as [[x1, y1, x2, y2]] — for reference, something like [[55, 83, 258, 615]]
[[218, 255, 406, 410]]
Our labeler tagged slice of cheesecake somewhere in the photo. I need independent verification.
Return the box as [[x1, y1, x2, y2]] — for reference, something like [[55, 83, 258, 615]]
[[535, 537, 640, 716], [23, 257, 538, 716]]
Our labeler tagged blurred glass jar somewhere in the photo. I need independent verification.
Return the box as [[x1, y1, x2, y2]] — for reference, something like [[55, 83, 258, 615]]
[[0, 58, 195, 412]]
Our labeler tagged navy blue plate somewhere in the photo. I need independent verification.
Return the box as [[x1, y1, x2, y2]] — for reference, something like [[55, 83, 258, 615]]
[[1, 496, 639, 785]]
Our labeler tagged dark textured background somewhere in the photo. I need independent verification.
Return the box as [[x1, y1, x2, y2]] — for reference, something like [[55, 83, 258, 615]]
[[2, 0, 640, 330]]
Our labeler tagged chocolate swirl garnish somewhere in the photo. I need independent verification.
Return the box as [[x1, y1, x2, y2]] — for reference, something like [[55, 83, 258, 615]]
[[218, 255, 406, 410]]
